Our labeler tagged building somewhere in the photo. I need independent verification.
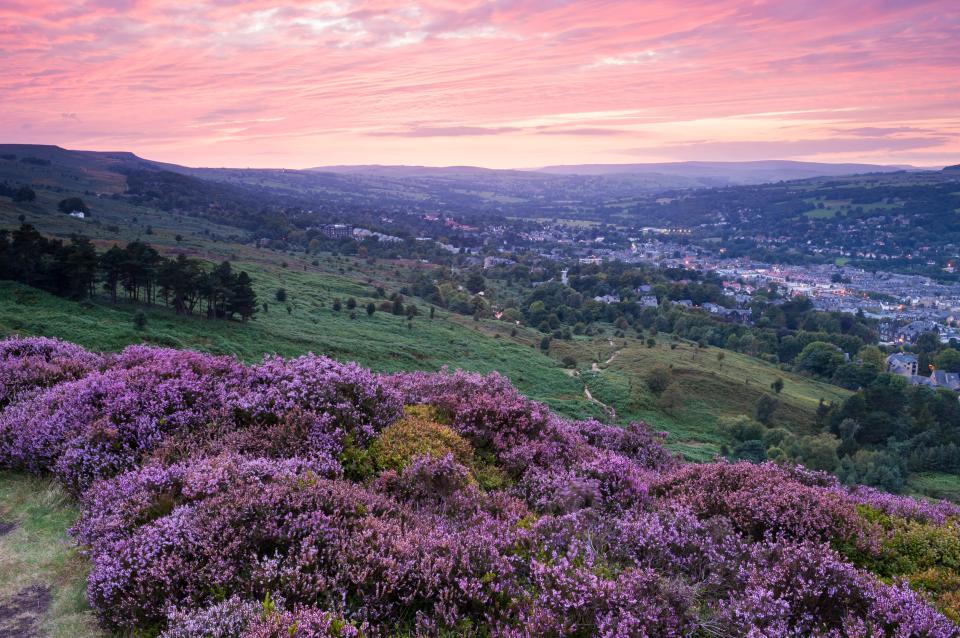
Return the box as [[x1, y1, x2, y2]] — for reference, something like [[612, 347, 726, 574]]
[[593, 294, 620, 304], [639, 295, 659, 308], [483, 256, 514, 269], [931, 370, 960, 391], [886, 353, 919, 377], [319, 224, 352, 239], [69, 211, 85, 219]]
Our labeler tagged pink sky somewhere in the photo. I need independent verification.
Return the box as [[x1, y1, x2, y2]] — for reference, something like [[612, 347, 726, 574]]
[[1, 0, 958, 168]]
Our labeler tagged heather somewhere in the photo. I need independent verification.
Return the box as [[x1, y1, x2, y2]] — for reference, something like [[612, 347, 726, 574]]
[[1, 337, 959, 636]]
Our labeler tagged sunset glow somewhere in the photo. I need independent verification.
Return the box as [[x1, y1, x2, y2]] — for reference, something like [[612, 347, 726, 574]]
[[1, 0, 958, 167]]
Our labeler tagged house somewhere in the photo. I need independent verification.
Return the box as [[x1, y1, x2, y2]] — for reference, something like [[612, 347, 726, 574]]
[[931, 370, 960, 391], [673, 299, 694, 308], [639, 295, 658, 308], [593, 294, 620, 304], [69, 211, 85, 219], [319, 224, 352, 239], [886, 353, 919, 377], [483, 256, 514, 269], [897, 320, 938, 343], [908, 375, 936, 388]]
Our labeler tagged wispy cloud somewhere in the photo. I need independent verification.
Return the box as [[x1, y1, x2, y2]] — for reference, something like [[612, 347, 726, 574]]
[[0, 0, 957, 167]]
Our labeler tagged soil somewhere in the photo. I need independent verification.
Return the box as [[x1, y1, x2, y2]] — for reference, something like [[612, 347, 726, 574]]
[[0, 584, 51, 638]]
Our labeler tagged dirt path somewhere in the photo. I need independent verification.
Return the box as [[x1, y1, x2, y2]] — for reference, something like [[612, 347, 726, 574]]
[[0, 584, 51, 638], [583, 384, 616, 420]]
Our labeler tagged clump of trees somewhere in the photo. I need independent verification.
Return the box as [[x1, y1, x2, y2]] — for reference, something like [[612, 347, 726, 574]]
[[0, 183, 36, 202], [58, 197, 89, 214], [0, 224, 257, 321]]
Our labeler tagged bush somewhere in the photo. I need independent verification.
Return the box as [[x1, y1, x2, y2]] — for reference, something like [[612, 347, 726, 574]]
[[0, 337, 957, 637], [369, 410, 475, 473]]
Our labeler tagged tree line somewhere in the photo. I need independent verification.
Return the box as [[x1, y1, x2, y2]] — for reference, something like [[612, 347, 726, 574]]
[[0, 224, 257, 321]]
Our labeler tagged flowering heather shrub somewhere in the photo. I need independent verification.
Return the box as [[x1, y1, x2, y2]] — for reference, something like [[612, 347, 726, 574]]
[[243, 607, 369, 638], [652, 460, 867, 546], [76, 454, 529, 633], [232, 353, 403, 446], [1, 346, 248, 492], [162, 596, 264, 638], [521, 559, 695, 637], [849, 484, 960, 524], [0, 336, 102, 408], [2, 337, 959, 635], [574, 418, 676, 471]]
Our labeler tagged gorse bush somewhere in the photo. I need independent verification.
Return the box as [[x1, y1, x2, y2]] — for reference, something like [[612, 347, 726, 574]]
[[0, 335, 959, 636]]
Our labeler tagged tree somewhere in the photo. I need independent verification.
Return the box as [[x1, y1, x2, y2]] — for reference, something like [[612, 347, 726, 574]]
[[228, 271, 257, 321], [275, 288, 287, 302], [732, 440, 767, 463], [12, 186, 35, 203], [100, 245, 124, 303], [755, 395, 778, 425], [332, 298, 342, 311], [771, 377, 784, 394], [716, 351, 726, 368], [857, 345, 886, 370], [718, 415, 765, 442], [659, 382, 684, 413], [788, 433, 840, 472], [646, 364, 672, 395], [57, 197, 88, 214], [346, 297, 357, 310], [133, 309, 147, 330], [540, 336, 551, 351], [366, 302, 375, 316], [933, 348, 960, 373], [796, 341, 845, 378], [466, 271, 486, 294]]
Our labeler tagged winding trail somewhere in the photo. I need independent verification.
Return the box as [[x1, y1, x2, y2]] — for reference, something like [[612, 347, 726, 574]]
[[576, 340, 627, 420]]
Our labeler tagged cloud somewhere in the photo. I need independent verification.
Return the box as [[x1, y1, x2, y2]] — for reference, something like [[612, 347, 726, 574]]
[[836, 126, 935, 137], [586, 50, 659, 68], [637, 136, 953, 161], [0, 0, 958, 167], [535, 127, 635, 136], [368, 125, 522, 137]]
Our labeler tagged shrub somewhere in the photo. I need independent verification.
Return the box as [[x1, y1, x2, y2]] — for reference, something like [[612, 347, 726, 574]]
[[0, 337, 956, 636], [369, 411, 475, 473]]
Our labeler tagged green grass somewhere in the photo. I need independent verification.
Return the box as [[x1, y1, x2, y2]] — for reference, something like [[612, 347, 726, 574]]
[[0, 473, 102, 637], [0, 280, 596, 421], [560, 337, 850, 461], [908, 472, 960, 503]]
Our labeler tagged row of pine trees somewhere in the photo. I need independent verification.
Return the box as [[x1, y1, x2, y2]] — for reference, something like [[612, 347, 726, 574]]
[[0, 224, 257, 321]]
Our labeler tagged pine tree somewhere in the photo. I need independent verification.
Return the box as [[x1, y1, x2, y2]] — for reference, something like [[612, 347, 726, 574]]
[[228, 271, 257, 321]]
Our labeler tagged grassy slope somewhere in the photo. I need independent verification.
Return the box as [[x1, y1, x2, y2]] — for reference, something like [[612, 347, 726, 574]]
[[549, 335, 851, 462], [0, 473, 102, 637]]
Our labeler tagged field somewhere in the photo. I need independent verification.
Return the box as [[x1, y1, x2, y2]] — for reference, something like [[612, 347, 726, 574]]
[[548, 335, 850, 461], [0, 153, 873, 461]]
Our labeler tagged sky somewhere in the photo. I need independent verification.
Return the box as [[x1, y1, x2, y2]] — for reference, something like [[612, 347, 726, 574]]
[[1, 0, 958, 169]]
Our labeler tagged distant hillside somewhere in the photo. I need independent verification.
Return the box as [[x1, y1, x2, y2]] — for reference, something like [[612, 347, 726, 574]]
[[533, 160, 918, 183]]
